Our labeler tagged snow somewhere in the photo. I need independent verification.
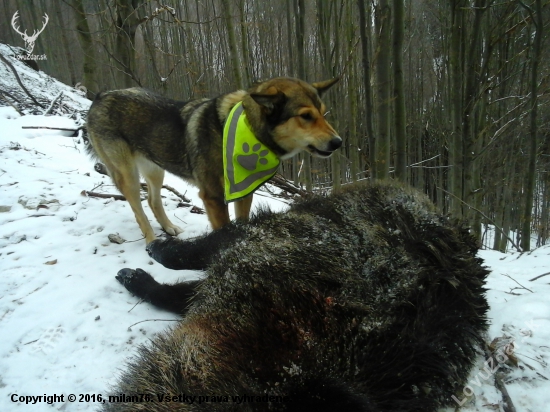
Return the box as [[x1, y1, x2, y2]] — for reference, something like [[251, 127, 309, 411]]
[[0, 45, 549, 411], [0, 105, 288, 411]]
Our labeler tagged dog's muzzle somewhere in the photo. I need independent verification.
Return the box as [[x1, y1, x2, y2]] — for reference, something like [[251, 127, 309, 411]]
[[308, 136, 343, 157]]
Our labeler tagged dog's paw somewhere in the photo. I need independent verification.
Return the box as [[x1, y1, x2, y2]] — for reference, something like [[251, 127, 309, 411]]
[[163, 224, 183, 237], [116, 268, 158, 299]]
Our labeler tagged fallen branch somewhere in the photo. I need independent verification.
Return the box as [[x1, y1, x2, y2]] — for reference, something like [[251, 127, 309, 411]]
[[495, 371, 517, 412], [0, 53, 44, 108], [127, 318, 179, 331], [190, 205, 205, 214], [483, 347, 517, 412], [270, 173, 311, 198], [529, 271, 550, 282], [0, 90, 23, 115], [82, 190, 128, 201], [0, 88, 21, 102], [140, 183, 191, 203], [22, 126, 80, 133], [44, 91, 63, 115], [502, 274, 534, 293], [82, 190, 198, 214], [93, 163, 191, 203]]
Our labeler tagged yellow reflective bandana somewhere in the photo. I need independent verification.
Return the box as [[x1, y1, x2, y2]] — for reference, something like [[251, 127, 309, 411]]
[[223, 102, 280, 203]]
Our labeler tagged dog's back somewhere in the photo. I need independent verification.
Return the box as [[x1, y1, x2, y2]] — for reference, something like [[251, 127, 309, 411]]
[[87, 89, 196, 178]]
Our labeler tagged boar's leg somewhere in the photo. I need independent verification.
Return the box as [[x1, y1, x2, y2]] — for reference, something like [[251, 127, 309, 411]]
[[116, 268, 200, 314]]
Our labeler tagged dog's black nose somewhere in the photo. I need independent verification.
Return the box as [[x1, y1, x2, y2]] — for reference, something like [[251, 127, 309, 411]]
[[329, 136, 343, 151]]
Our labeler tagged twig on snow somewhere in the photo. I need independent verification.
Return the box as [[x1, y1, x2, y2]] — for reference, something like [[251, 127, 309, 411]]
[[502, 274, 534, 293], [127, 318, 179, 331], [43, 91, 63, 115], [529, 271, 550, 282]]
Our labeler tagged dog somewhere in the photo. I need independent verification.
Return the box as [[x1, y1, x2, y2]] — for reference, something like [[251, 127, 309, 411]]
[[104, 181, 489, 411], [86, 77, 341, 243]]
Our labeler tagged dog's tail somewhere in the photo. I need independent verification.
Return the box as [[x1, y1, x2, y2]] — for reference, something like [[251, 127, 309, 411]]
[[83, 92, 106, 160], [83, 131, 98, 159]]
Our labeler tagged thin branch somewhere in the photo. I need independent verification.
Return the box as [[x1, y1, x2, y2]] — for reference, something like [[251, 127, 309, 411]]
[[495, 371, 517, 412], [502, 274, 534, 293], [270, 174, 311, 197], [128, 298, 144, 313], [83, 190, 128, 201], [0, 90, 23, 115], [437, 186, 521, 252], [127, 318, 179, 331], [0, 88, 21, 103], [0, 53, 45, 108], [407, 154, 440, 167], [529, 272, 550, 282], [22, 126, 80, 132], [483, 346, 517, 412], [139, 183, 191, 203], [43, 92, 64, 115]]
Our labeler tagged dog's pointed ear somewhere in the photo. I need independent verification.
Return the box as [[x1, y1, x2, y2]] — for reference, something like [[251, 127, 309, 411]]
[[311, 78, 340, 96], [250, 87, 287, 114]]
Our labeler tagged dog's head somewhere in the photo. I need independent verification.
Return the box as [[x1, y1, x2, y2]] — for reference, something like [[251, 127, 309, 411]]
[[244, 77, 342, 159]]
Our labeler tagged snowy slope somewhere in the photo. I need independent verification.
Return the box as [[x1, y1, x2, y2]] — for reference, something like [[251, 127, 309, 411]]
[[1, 45, 549, 411], [0, 105, 291, 411]]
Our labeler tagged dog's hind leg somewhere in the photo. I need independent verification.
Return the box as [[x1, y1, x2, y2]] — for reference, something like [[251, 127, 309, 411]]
[[136, 156, 183, 239], [92, 140, 157, 244], [234, 195, 253, 221]]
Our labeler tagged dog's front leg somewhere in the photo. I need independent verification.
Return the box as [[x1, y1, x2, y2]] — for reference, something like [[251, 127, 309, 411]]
[[199, 190, 230, 230], [234, 195, 253, 221]]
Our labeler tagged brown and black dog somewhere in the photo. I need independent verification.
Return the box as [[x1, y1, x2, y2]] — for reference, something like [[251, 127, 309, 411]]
[[86, 78, 341, 243]]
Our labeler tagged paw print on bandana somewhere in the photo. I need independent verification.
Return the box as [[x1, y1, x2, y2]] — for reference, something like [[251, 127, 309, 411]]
[[237, 142, 269, 171]]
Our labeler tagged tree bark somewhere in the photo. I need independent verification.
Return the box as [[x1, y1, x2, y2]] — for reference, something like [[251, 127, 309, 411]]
[[393, 0, 406, 181], [357, 0, 376, 179], [520, 0, 543, 251], [374, 0, 391, 180], [71, 0, 97, 96]]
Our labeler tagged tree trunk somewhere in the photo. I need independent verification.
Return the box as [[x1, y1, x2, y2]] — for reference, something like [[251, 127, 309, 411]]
[[374, 0, 391, 180], [114, 0, 140, 88], [448, 0, 466, 218], [393, 0, 406, 181], [357, 0, 376, 179], [520, 0, 543, 252], [71, 0, 98, 97], [294, 0, 312, 190], [222, 0, 244, 89]]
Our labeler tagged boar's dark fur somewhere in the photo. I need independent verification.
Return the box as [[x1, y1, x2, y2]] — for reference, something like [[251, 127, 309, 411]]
[[105, 180, 489, 412]]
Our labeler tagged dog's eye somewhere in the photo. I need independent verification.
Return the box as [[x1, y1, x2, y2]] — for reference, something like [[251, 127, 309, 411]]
[[300, 113, 314, 121]]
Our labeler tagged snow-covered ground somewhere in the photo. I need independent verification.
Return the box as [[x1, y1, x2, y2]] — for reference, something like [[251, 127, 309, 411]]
[[0, 44, 549, 411]]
